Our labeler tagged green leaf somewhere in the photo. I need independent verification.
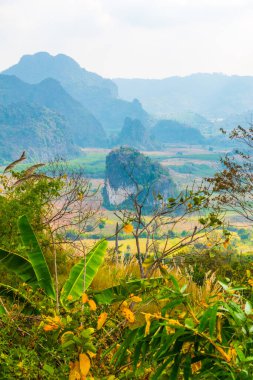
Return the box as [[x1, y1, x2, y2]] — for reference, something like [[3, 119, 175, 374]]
[[198, 308, 212, 333], [0, 283, 38, 314], [168, 275, 181, 292], [151, 357, 173, 380], [245, 301, 252, 315], [0, 305, 7, 315], [93, 277, 163, 304], [60, 240, 107, 306], [218, 281, 229, 292], [18, 215, 56, 300], [43, 364, 54, 375], [183, 354, 192, 380], [209, 305, 218, 338], [162, 299, 184, 316], [0, 248, 38, 287], [185, 318, 195, 329]]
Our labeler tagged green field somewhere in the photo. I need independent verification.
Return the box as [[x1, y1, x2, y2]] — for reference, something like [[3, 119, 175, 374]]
[[0, 147, 224, 182]]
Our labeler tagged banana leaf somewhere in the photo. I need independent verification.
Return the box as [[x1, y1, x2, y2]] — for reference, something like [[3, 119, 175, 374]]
[[93, 277, 163, 304], [0, 283, 39, 314], [60, 240, 107, 306], [0, 248, 39, 287], [18, 215, 56, 300]]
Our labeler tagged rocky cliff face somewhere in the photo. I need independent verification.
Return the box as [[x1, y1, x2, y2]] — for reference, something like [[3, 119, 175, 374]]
[[103, 147, 177, 210]]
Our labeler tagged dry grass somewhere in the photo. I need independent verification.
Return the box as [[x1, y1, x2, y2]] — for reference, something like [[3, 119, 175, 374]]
[[91, 262, 141, 291]]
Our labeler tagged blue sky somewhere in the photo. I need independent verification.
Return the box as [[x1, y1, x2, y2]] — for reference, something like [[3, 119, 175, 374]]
[[1, 0, 253, 78]]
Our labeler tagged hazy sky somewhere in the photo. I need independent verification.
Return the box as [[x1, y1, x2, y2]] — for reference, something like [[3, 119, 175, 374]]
[[1, 0, 253, 78]]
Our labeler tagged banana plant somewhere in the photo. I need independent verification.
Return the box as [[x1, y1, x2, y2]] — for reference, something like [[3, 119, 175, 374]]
[[0, 215, 107, 313]]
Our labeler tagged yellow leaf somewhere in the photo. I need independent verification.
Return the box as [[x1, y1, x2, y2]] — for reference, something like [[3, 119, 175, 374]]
[[77, 192, 84, 201], [88, 299, 97, 311], [43, 315, 62, 331], [82, 293, 89, 304], [87, 350, 96, 358], [97, 312, 108, 330], [178, 311, 187, 320], [130, 296, 142, 303], [165, 325, 175, 334], [217, 316, 222, 343], [167, 319, 183, 327], [123, 223, 134, 233], [223, 238, 230, 249], [52, 316, 61, 324], [121, 307, 135, 323], [67, 295, 73, 301], [121, 301, 128, 308], [69, 361, 81, 380], [191, 359, 202, 373], [246, 270, 251, 278], [144, 313, 152, 336], [182, 342, 192, 354], [43, 324, 56, 332], [248, 279, 253, 287], [79, 353, 90, 377], [227, 346, 237, 362]]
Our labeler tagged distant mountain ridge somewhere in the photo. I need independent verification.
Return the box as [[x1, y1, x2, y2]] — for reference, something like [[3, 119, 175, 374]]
[[3, 52, 117, 97], [0, 74, 106, 147], [114, 74, 253, 119], [2, 52, 150, 132], [1, 52, 235, 161], [151, 120, 205, 145]]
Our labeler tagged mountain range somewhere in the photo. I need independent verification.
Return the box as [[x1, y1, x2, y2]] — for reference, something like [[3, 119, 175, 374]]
[[114, 74, 253, 120], [0, 74, 106, 148], [2, 52, 253, 163], [3, 52, 150, 133]]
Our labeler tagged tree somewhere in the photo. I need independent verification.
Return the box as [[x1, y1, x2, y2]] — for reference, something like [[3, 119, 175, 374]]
[[208, 125, 253, 223], [114, 180, 224, 278], [0, 154, 102, 307]]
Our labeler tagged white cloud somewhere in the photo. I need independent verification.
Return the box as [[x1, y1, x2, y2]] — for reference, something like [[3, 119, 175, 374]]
[[1, 0, 253, 77]]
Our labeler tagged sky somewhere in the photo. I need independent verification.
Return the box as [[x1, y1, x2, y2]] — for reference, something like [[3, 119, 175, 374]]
[[1, 0, 253, 78]]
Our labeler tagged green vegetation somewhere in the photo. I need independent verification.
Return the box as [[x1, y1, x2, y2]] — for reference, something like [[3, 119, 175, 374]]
[[0, 102, 79, 163], [1, 125, 253, 379], [0, 73, 106, 157], [103, 147, 177, 210]]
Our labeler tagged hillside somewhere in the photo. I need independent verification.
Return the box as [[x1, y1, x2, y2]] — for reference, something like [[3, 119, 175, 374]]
[[0, 102, 78, 163], [2, 52, 150, 132], [114, 73, 253, 119], [103, 147, 177, 210], [0, 74, 106, 147], [114, 117, 155, 150], [214, 109, 253, 132], [150, 120, 205, 145]]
